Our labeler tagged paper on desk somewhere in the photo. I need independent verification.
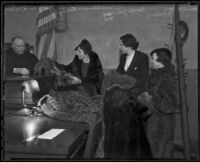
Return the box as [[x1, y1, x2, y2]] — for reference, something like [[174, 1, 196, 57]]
[[37, 129, 65, 140]]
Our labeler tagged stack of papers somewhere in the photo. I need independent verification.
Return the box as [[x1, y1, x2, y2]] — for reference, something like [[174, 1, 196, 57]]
[[37, 129, 65, 140]]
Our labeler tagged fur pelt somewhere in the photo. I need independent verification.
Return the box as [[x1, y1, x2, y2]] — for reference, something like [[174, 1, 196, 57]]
[[101, 70, 136, 96], [103, 85, 152, 159], [33, 58, 84, 91], [33, 58, 56, 77]]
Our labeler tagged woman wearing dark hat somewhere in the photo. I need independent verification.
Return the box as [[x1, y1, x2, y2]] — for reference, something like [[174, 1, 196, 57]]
[[56, 39, 104, 97], [138, 48, 178, 158], [116, 33, 149, 97]]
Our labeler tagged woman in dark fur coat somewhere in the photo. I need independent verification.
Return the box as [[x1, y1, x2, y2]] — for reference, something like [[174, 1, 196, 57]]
[[55, 39, 104, 97], [138, 48, 178, 159]]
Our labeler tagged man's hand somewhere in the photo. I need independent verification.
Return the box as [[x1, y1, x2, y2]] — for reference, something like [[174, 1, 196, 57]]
[[13, 68, 30, 75]]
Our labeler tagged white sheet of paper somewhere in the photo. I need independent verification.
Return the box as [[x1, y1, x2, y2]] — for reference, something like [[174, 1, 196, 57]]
[[37, 129, 65, 140]]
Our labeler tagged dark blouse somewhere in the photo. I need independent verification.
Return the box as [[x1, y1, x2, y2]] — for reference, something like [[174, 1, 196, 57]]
[[81, 62, 89, 78]]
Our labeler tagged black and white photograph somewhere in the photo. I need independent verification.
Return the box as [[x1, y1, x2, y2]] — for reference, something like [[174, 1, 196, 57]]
[[1, 1, 199, 161]]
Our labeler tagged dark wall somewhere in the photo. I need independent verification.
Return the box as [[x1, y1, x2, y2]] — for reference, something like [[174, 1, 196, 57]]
[[4, 4, 197, 69], [54, 4, 197, 70], [4, 6, 37, 50]]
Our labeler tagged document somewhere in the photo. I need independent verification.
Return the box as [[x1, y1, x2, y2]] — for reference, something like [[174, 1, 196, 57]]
[[37, 129, 65, 140]]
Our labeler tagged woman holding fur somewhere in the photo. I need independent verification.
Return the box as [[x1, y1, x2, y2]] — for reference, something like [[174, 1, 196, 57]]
[[55, 39, 104, 97], [138, 48, 178, 159]]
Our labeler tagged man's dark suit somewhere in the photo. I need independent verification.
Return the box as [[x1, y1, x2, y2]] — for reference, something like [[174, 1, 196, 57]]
[[5, 48, 39, 76], [116, 50, 149, 96]]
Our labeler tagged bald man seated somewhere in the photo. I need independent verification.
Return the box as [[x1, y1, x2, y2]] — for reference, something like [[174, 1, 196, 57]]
[[5, 36, 39, 76]]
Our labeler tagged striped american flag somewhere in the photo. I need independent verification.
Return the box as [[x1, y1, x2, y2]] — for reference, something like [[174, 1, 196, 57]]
[[35, 6, 59, 60]]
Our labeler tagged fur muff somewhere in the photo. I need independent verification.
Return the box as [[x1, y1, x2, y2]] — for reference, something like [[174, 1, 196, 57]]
[[103, 86, 152, 159]]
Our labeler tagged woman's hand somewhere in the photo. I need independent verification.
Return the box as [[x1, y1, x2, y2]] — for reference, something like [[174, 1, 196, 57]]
[[142, 92, 152, 102], [138, 92, 154, 116], [65, 73, 82, 84], [51, 66, 62, 75], [137, 91, 152, 106]]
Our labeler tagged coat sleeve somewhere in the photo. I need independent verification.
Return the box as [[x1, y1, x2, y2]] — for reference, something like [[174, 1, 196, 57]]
[[134, 55, 149, 92], [149, 76, 178, 114], [54, 58, 75, 72]]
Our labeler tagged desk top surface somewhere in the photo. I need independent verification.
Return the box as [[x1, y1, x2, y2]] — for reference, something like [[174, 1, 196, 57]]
[[5, 76, 53, 81], [4, 111, 88, 156], [6, 76, 31, 81]]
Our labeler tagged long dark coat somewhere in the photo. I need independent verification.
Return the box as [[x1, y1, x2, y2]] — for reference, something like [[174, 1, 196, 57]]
[[146, 65, 178, 159], [103, 86, 152, 159]]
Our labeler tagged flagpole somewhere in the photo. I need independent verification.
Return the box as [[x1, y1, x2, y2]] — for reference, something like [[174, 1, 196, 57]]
[[174, 4, 191, 160]]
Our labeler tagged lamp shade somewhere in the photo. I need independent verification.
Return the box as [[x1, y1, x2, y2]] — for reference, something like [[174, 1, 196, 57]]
[[21, 77, 55, 103], [21, 79, 40, 97]]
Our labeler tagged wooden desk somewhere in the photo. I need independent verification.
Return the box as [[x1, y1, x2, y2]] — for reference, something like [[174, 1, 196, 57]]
[[4, 112, 89, 160]]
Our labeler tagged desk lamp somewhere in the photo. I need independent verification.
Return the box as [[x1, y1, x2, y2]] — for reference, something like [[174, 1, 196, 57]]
[[20, 76, 55, 115], [21, 79, 41, 115]]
